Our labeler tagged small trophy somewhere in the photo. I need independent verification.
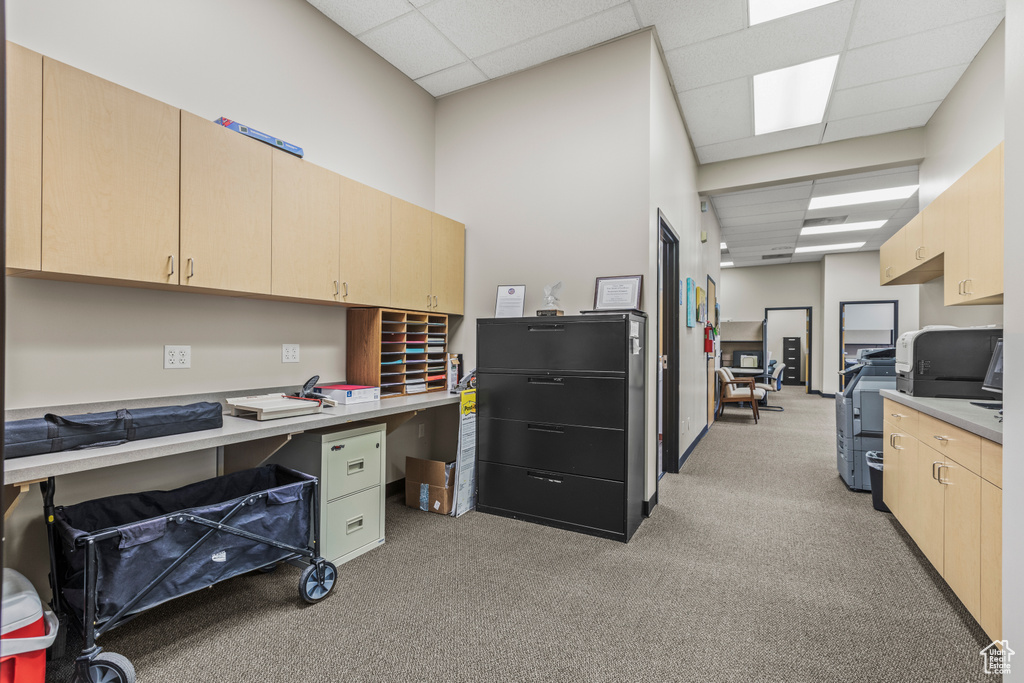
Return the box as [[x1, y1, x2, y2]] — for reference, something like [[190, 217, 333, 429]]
[[536, 281, 564, 316]]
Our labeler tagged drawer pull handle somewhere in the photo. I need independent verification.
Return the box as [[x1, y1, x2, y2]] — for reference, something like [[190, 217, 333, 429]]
[[527, 423, 564, 434], [347, 458, 365, 474], [527, 324, 565, 332], [527, 471, 563, 484], [933, 435, 948, 443], [331, 444, 346, 451], [528, 377, 564, 385], [346, 515, 364, 534], [890, 413, 903, 419]]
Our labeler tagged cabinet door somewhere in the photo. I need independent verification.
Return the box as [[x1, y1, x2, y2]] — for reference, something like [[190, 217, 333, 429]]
[[339, 176, 391, 306], [921, 193, 944, 260], [895, 433, 918, 536], [904, 213, 924, 266], [431, 212, 465, 315], [882, 424, 900, 518], [6, 42, 42, 272], [943, 174, 971, 305], [181, 112, 272, 293], [390, 197, 432, 311], [916, 443, 946, 573], [272, 153, 339, 301], [879, 230, 904, 284], [942, 459, 981, 619], [980, 480, 1002, 641], [42, 58, 179, 284], [966, 143, 1003, 302]]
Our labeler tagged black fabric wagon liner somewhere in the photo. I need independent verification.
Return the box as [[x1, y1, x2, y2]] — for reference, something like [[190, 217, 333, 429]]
[[53, 464, 314, 623]]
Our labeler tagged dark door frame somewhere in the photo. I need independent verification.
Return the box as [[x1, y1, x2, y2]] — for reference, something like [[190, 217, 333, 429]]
[[764, 306, 813, 392], [657, 210, 681, 476], [707, 274, 717, 422], [838, 299, 899, 391]]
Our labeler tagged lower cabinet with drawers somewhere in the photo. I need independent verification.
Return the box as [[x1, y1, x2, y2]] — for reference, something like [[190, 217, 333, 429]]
[[475, 313, 647, 542], [270, 423, 386, 565], [882, 397, 1001, 641]]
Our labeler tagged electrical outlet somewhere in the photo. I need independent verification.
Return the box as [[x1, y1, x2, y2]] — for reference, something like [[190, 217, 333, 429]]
[[418, 424, 426, 438], [282, 344, 300, 363], [164, 345, 191, 369]]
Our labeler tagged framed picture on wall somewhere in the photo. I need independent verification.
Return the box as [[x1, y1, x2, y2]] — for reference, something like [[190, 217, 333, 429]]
[[593, 275, 643, 310], [686, 277, 696, 327]]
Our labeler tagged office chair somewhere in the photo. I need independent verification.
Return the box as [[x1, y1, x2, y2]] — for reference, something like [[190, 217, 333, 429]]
[[754, 363, 787, 412], [716, 368, 766, 423]]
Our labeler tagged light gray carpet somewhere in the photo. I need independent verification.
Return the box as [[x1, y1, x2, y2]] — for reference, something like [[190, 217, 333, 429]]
[[47, 390, 990, 682]]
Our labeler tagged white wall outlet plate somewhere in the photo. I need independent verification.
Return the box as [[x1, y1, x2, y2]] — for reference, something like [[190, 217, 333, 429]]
[[164, 345, 191, 369], [282, 344, 300, 363]]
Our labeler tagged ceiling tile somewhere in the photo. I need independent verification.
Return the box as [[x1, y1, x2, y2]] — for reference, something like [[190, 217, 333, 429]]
[[836, 13, 1004, 90], [420, 0, 622, 58], [822, 101, 939, 143], [827, 65, 967, 120], [474, 5, 639, 79], [678, 77, 750, 147], [712, 182, 812, 208], [632, 0, 746, 51], [813, 166, 919, 188], [664, 0, 854, 92], [416, 61, 488, 96], [308, 0, 413, 36], [716, 198, 811, 220], [848, 0, 1005, 49], [696, 124, 824, 164], [721, 214, 805, 229], [360, 11, 467, 80]]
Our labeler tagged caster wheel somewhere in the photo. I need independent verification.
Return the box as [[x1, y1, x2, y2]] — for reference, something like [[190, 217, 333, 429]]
[[87, 652, 136, 683], [256, 563, 278, 574], [299, 561, 337, 604]]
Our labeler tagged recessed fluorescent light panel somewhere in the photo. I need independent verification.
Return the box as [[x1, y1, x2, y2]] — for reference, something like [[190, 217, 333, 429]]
[[808, 185, 918, 210], [800, 220, 887, 236], [720, 242, 728, 250], [721, 261, 734, 267], [753, 55, 839, 135], [748, 0, 839, 25], [794, 242, 865, 253]]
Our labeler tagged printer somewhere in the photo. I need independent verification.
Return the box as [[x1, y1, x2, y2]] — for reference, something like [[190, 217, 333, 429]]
[[895, 325, 1002, 399]]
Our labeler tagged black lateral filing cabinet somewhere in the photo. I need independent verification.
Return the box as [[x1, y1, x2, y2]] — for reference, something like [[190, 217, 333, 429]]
[[782, 336, 802, 385], [476, 313, 647, 542]]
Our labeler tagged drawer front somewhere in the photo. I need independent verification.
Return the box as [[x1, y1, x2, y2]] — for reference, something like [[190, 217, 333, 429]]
[[477, 319, 625, 372], [919, 412, 981, 474], [477, 461, 624, 534], [478, 417, 625, 481], [324, 486, 381, 562], [478, 373, 625, 429], [883, 399, 919, 438], [981, 439, 1002, 488], [325, 432, 383, 500]]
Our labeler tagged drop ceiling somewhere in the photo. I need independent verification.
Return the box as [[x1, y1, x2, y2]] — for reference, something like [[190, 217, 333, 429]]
[[308, 0, 1004, 164]]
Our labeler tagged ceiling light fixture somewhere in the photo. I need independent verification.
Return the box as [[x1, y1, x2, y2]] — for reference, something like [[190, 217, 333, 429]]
[[794, 242, 865, 254], [720, 242, 728, 250], [721, 261, 734, 267], [800, 220, 887, 236], [748, 0, 839, 25], [753, 55, 839, 135], [808, 185, 918, 210]]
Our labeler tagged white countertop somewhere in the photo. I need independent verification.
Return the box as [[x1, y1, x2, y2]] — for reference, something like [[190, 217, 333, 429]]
[[880, 389, 1002, 444], [4, 392, 459, 485]]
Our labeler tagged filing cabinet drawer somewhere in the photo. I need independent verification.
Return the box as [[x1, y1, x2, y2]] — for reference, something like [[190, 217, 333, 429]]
[[324, 486, 381, 562], [325, 431, 383, 500], [478, 417, 625, 481], [477, 461, 624, 535], [919, 412, 981, 474], [477, 318, 626, 372], [478, 372, 625, 429]]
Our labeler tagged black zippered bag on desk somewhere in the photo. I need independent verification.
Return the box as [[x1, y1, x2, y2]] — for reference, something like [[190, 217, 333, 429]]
[[4, 401, 224, 459]]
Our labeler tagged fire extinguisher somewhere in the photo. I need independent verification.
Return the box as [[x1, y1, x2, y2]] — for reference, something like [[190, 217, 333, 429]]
[[704, 323, 714, 354]]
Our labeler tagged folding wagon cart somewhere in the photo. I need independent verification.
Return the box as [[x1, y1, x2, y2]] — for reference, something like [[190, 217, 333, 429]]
[[42, 464, 337, 683]]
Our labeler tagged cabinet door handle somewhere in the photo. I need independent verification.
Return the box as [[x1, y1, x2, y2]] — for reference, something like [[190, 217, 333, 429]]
[[937, 465, 951, 485], [527, 324, 565, 332], [964, 278, 972, 296], [958, 279, 965, 295], [427, 294, 432, 307], [893, 434, 903, 450], [344, 282, 349, 297], [433, 295, 438, 309], [915, 246, 922, 260], [334, 280, 340, 297], [346, 458, 365, 475], [346, 515, 365, 534], [528, 377, 564, 386], [932, 461, 942, 480], [527, 423, 564, 434], [188, 257, 195, 279], [527, 471, 563, 484], [168, 255, 175, 276]]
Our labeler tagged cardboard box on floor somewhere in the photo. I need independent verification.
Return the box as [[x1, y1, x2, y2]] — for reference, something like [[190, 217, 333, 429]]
[[405, 457, 456, 515]]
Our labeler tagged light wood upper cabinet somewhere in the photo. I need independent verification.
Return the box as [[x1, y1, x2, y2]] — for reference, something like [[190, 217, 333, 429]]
[[339, 176, 391, 307], [272, 153, 339, 302], [942, 458, 981, 620], [390, 198, 432, 311], [981, 479, 1002, 641], [6, 42, 42, 272], [945, 143, 1003, 305], [879, 229, 905, 285], [942, 174, 970, 305], [42, 58, 179, 284], [431, 212, 465, 315], [180, 112, 272, 293]]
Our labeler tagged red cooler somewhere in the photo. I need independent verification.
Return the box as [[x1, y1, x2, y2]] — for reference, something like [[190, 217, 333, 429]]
[[1, 570, 58, 683]]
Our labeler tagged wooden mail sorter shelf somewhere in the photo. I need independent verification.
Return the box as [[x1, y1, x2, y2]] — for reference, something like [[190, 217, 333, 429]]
[[347, 307, 448, 397]]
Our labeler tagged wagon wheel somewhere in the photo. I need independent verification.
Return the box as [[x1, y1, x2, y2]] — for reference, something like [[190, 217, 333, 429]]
[[86, 652, 136, 683], [299, 561, 337, 604]]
